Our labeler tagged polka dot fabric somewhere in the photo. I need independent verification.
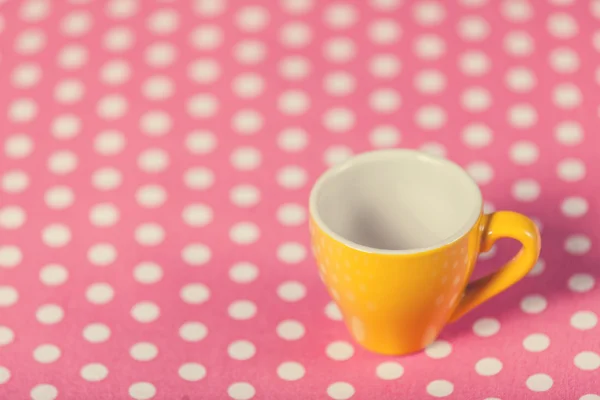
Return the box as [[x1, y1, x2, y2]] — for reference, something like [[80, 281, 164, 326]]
[[0, 0, 599, 398]]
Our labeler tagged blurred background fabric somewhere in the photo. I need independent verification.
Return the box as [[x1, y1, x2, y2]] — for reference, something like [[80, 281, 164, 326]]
[[0, 0, 599, 399]]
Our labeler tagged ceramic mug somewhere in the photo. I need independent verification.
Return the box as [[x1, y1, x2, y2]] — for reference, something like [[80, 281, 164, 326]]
[[309, 149, 541, 356]]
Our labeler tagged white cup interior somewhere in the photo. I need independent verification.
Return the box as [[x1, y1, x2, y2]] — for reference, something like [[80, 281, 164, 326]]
[[310, 150, 482, 253]]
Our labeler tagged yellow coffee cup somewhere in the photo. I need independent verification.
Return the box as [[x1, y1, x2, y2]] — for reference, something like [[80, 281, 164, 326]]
[[309, 149, 541, 356]]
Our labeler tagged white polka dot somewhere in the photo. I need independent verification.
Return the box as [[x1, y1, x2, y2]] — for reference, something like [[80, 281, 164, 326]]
[[510, 141, 539, 165], [97, 94, 128, 120], [277, 128, 308, 152], [414, 34, 446, 60], [369, 54, 401, 79], [103, 27, 135, 52], [89, 204, 120, 228], [33, 344, 61, 364], [475, 357, 503, 376], [20, 0, 50, 22], [374, 361, 404, 380], [509, 102, 538, 128], [236, 6, 269, 32], [528, 259, 545, 277], [147, 8, 179, 35], [187, 94, 218, 118], [232, 73, 264, 98], [230, 185, 260, 207], [11, 63, 42, 88], [231, 109, 263, 135], [281, 0, 313, 14], [426, 380, 454, 397], [85, 283, 114, 305], [179, 321, 208, 342], [277, 166, 308, 189], [178, 363, 206, 382], [35, 304, 64, 325], [61, 11, 93, 37], [180, 283, 211, 305], [413, 1, 445, 26], [39, 264, 69, 287], [48, 151, 78, 175], [130, 342, 158, 361], [4, 134, 33, 159], [134, 262, 163, 284], [277, 281, 307, 302], [42, 224, 71, 248], [0, 170, 29, 193], [135, 223, 165, 246], [324, 146, 353, 166], [0, 206, 26, 230], [0, 285, 19, 308], [327, 382, 355, 400], [324, 72, 356, 97], [323, 302, 342, 321], [547, 13, 578, 39], [523, 333, 550, 352], [555, 121, 583, 146], [140, 111, 172, 136], [138, 148, 169, 173], [181, 204, 212, 227], [145, 42, 176, 67], [368, 19, 401, 44], [280, 22, 312, 48], [190, 25, 222, 50], [415, 105, 446, 130], [276, 203, 306, 226], [504, 31, 534, 56], [50, 114, 81, 140], [185, 132, 216, 156], [458, 16, 489, 41], [0, 246, 22, 269], [415, 69, 446, 94], [568, 273, 595, 293], [506, 67, 536, 93], [461, 87, 491, 112], [527, 373, 554, 392], [580, 395, 600, 400], [278, 56, 311, 80], [425, 340, 452, 359], [188, 59, 220, 84], [466, 162, 494, 184], [557, 158, 586, 181], [57, 44, 88, 70], [276, 319, 305, 340], [87, 243, 117, 267], [326, 341, 354, 361], [82, 323, 111, 343], [43, 186, 73, 210], [228, 300, 257, 320], [181, 243, 212, 267], [550, 47, 579, 73], [322, 107, 355, 133], [473, 317, 500, 337], [277, 361, 305, 381], [229, 262, 259, 284], [228, 340, 256, 360], [228, 382, 255, 400], [142, 75, 174, 100], [324, 3, 356, 29], [230, 147, 262, 171], [131, 301, 160, 323], [0, 365, 10, 384], [92, 168, 122, 191], [520, 294, 547, 314], [370, 0, 402, 10], [192, 0, 225, 16], [277, 242, 307, 264], [553, 83, 582, 109], [511, 179, 540, 202], [278, 90, 310, 116], [134, 185, 166, 209], [80, 363, 108, 382], [323, 37, 356, 63], [30, 384, 58, 400], [502, 0, 532, 22], [462, 124, 492, 148], [229, 222, 260, 245], [105, 0, 137, 18], [571, 311, 598, 330], [184, 167, 214, 190], [369, 89, 401, 113], [565, 234, 591, 255], [94, 130, 125, 155], [129, 382, 156, 400], [0, 326, 14, 346], [369, 125, 401, 148], [233, 40, 266, 65], [459, 51, 490, 76], [15, 29, 46, 55], [8, 98, 38, 123]]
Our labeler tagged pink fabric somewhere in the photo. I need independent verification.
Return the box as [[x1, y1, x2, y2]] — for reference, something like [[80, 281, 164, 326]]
[[1, 0, 599, 399]]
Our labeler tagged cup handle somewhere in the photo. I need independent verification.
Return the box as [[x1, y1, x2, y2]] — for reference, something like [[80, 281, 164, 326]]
[[448, 211, 541, 322]]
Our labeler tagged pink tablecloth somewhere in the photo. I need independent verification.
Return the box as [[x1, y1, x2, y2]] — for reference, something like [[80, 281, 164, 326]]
[[1, 0, 599, 399]]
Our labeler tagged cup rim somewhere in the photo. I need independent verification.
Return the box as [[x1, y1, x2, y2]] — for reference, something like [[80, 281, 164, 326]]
[[309, 149, 483, 255]]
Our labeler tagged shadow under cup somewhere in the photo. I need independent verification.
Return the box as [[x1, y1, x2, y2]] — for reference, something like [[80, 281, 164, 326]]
[[309, 150, 484, 355]]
